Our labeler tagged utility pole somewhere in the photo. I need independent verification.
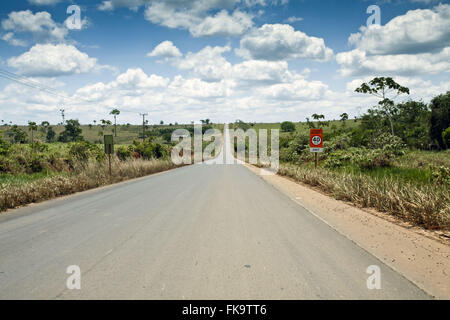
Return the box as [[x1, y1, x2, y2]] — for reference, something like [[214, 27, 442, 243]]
[[139, 113, 148, 142], [59, 108, 65, 125]]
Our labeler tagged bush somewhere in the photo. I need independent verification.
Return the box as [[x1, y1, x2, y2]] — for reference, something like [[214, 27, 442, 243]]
[[29, 154, 46, 173], [281, 121, 296, 132], [353, 149, 392, 169], [69, 141, 102, 162], [430, 165, 450, 186], [116, 146, 131, 161], [0, 137, 10, 156], [131, 140, 169, 160], [443, 127, 450, 148]]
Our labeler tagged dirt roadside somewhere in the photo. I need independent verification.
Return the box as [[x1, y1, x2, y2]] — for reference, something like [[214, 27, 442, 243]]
[[244, 164, 450, 300]]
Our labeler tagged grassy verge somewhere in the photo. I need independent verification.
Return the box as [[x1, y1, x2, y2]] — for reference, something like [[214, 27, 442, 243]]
[[0, 158, 179, 212], [276, 163, 450, 231]]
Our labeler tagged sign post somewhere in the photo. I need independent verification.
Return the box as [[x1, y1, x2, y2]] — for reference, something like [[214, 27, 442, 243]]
[[104, 135, 114, 177], [310, 129, 323, 169]]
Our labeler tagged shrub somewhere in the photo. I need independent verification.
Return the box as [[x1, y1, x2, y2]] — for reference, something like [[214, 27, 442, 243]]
[[443, 127, 450, 148], [116, 146, 131, 161], [69, 141, 102, 162], [29, 154, 46, 173], [0, 137, 10, 156], [353, 148, 393, 169], [281, 121, 296, 132], [430, 165, 450, 186]]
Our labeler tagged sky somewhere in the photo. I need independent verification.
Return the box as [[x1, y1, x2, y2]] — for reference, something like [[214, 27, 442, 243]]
[[0, 0, 449, 125]]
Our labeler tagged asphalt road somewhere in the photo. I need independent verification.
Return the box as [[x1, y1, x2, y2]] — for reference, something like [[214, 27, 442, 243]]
[[0, 128, 430, 299]]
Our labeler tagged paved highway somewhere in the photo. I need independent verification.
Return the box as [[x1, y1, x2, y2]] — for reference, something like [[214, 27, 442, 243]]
[[0, 127, 429, 299]]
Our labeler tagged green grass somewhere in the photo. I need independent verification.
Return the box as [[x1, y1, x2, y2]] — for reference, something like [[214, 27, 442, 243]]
[[339, 165, 434, 184], [0, 170, 66, 187], [394, 150, 450, 169], [2, 123, 224, 145]]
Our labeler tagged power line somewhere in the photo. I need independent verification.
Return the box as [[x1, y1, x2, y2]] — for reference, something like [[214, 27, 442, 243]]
[[0, 68, 154, 123]]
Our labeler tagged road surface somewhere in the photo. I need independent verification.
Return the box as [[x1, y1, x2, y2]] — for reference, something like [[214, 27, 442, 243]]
[[0, 126, 429, 299]]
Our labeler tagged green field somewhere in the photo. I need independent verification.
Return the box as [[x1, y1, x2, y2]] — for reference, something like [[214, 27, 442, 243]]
[[1, 123, 224, 145]]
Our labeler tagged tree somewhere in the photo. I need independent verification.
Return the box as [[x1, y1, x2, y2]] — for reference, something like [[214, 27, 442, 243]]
[[58, 119, 83, 142], [110, 108, 120, 137], [28, 121, 38, 147], [160, 120, 164, 125], [430, 92, 450, 150], [46, 126, 56, 142], [6, 125, 27, 144], [100, 119, 111, 130], [355, 77, 409, 140], [309, 114, 328, 128], [340, 113, 349, 128], [442, 127, 450, 148], [394, 100, 430, 149], [281, 121, 296, 132]]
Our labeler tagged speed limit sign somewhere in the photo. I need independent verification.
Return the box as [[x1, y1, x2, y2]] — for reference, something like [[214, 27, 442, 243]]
[[310, 129, 323, 152]]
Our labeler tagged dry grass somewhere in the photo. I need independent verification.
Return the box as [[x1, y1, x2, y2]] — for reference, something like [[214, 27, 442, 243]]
[[277, 163, 450, 231], [0, 157, 179, 212]]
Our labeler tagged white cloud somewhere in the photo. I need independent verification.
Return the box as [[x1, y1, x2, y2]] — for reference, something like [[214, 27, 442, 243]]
[[7, 44, 106, 77], [337, 4, 450, 77], [236, 24, 334, 61], [231, 60, 294, 85], [144, 0, 254, 37], [1, 10, 68, 46], [190, 10, 253, 37], [258, 78, 328, 101], [336, 47, 450, 76], [285, 16, 303, 23], [28, 0, 61, 5], [2, 32, 27, 47], [148, 41, 182, 59], [175, 45, 232, 81], [349, 4, 450, 55]]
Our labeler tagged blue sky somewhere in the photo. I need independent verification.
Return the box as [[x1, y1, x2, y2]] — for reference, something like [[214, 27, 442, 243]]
[[0, 0, 449, 125]]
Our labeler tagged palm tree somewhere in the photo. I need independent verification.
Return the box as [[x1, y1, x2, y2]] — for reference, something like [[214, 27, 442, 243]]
[[110, 109, 120, 137], [28, 121, 38, 149]]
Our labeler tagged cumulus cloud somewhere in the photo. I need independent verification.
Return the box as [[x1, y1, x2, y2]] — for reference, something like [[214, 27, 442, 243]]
[[144, 1, 253, 37], [175, 46, 232, 81], [190, 10, 253, 37], [98, 0, 151, 11], [258, 79, 328, 101], [7, 44, 108, 77], [349, 4, 450, 55], [336, 48, 450, 76], [1, 10, 68, 46], [236, 24, 334, 61], [28, 0, 61, 5], [148, 41, 182, 59], [337, 4, 450, 77]]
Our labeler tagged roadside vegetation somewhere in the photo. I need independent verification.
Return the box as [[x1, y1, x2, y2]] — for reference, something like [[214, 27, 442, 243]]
[[0, 114, 222, 211], [233, 79, 450, 231]]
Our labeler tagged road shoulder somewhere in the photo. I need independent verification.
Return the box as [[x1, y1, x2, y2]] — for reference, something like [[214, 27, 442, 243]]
[[244, 163, 450, 299]]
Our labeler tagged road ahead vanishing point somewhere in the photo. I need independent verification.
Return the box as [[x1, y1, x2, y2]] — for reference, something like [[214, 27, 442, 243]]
[[0, 126, 430, 299]]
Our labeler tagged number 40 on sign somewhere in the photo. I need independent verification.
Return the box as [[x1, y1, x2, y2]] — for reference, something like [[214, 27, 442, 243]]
[[310, 129, 324, 153]]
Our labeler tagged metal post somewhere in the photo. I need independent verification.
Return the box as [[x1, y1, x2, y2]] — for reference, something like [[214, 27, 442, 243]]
[[315, 152, 318, 169], [108, 145, 112, 177]]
